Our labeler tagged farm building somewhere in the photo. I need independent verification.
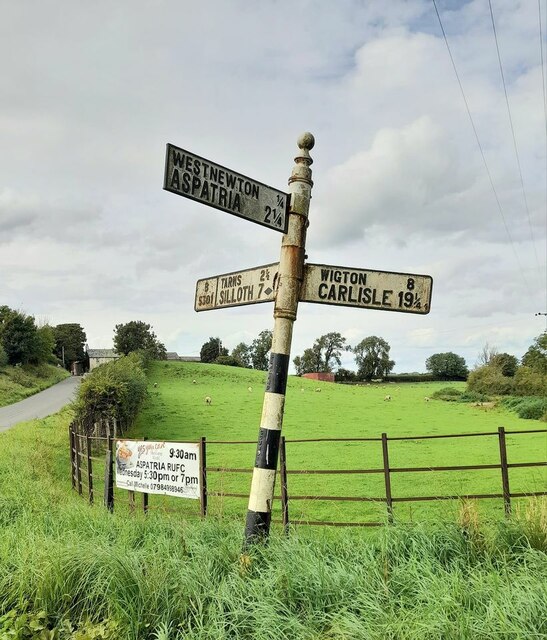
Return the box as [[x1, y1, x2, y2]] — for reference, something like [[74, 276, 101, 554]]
[[166, 353, 201, 362], [87, 349, 119, 371], [302, 372, 335, 383]]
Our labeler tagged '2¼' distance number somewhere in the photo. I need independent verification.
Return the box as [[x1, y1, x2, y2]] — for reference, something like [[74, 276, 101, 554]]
[[264, 206, 284, 227]]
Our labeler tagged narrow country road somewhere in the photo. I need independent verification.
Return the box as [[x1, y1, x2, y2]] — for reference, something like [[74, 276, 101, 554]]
[[0, 376, 81, 433]]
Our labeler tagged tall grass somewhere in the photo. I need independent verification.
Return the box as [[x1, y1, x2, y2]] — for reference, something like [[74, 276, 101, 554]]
[[1, 504, 546, 639]]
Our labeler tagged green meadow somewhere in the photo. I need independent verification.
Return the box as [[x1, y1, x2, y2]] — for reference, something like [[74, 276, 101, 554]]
[[128, 361, 546, 526], [0, 367, 545, 638]]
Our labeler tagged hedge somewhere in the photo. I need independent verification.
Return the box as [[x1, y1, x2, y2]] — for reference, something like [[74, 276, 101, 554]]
[[73, 352, 147, 434]]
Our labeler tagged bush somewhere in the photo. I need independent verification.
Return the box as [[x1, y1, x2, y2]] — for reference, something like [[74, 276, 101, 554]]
[[467, 365, 514, 396], [336, 368, 357, 383], [458, 390, 490, 403], [384, 373, 436, 383], [74, 352, 147, 433], [512, 366, 547, 397], [515, 398, 547, 420], [431, 386, 463, 401], [0, 344, 7, 368], [215, 355, 243, 367], [500, 396, 526, 410]]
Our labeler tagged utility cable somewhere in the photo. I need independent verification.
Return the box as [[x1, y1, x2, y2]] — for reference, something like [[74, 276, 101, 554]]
[[488, 0, 542, 284], [431, 0, 531, 289], [538, 0, 547, 328]]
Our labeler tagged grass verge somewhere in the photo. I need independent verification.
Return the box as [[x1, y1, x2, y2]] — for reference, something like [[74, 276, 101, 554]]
[[0, 363, 69, 407]]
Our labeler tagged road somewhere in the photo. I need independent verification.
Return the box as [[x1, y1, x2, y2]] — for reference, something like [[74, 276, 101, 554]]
[[0, 376, 81, 432]]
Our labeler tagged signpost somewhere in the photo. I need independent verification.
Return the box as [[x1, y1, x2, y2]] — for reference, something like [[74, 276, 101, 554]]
[[301, 264, 433, 314], [195, 263, 279, 312], [164, 132, 434, 545], [164, 144, 289, 233]]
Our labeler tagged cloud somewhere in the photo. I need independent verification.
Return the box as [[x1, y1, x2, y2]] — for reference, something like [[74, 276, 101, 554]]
[[0, 1, 544, 373]]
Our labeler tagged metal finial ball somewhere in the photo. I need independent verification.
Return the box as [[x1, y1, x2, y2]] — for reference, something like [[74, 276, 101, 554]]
[[297, 132, 315, 150]]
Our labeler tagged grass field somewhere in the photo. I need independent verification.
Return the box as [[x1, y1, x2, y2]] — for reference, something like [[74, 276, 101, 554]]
[[0, 363, 69, 407], [0, 372, 545, 638], [127, 361, 546, 526]]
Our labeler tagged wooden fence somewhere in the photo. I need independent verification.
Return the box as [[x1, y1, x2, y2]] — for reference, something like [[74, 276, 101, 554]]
[[69, 425, 547, 528]]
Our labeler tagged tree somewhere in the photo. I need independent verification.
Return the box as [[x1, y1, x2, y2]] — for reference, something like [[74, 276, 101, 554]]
[[490, 353, 518, 377], [293, 345, 322, 375], [33, 325, 56, 364], [475, 343, 498, 368], [352, 336, 395, 380], [521, 332, 547, 374], [250, 330, 272, 370], [54, 323, 87, 368], [200, 337, 228, 363], [0, 306, 40, 365], [113, 321, 167, 360], [231, 342, 251, 368], [315, 332, 347, 371], [293, 332, 347, 376], [425, 352, 468, 380]]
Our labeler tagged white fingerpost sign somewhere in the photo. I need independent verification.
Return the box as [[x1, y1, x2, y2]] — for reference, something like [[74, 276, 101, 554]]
[[195, 263, 279, 311], [115, 440, 201, 499], [301, 264, 433, 314]]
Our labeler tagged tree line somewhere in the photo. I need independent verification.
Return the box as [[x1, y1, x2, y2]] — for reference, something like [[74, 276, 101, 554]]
[[0, 306, 168, 371], [200, 327, 546, 390], [0, 306, 87, 369]]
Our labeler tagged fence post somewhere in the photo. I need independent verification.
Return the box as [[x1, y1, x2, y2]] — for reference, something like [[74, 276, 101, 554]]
[[69, 425, 76, 490], [103, 435, 114, 512], [129, 491, 135, 513], [382, 433, 394, 524], [279, 436, 289, 535], [200, 436, 207, 517], [74, 432, 83, 495], [142, 436, 149, 514], [86, 435, 93, 504], [498, 427, 511, 516]]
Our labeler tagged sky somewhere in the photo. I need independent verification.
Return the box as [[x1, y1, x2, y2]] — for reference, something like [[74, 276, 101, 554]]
[[1, 0, 546, 373]]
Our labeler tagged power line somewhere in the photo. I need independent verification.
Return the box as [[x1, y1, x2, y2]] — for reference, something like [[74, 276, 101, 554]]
[[488, 0, 542, 283], [431, 0, 531, 289], [538, 0, 547, 322]]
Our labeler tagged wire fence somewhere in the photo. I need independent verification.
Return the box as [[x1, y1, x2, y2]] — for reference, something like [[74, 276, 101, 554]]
[[69, 423, 547, 528]]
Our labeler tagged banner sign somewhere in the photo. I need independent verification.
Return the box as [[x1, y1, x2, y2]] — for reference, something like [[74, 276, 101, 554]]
[[115, 439, 200, 499]]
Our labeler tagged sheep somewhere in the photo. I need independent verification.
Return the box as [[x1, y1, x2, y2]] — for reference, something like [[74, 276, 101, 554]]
[[384, 394, 392, 401], [192, 379, 197, 384], [301, 388, 305, 392], [315, 388, 321, 393], [205, 396, 212, 405], [153, 382, 158, 388], [248, 386, 253, 392], [424, 397, 430, 402]]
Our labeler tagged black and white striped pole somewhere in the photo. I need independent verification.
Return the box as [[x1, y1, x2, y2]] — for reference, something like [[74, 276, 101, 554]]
[[244, 132, 314, 544]]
